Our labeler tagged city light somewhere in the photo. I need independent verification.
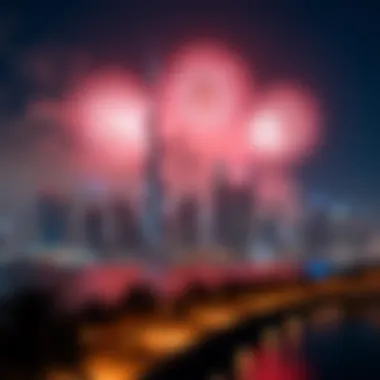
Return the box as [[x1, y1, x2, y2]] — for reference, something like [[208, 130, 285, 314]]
[[61, 42, 322, 252]]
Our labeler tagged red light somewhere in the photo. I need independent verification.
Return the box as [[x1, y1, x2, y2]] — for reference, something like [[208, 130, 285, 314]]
[[158, 39, 252, 197], [69, 69, 149, 178], [249, 84, 320, 164], [83, 89, 147, 153], [159, 39, 252, 154], [250, 112, 286, 154]]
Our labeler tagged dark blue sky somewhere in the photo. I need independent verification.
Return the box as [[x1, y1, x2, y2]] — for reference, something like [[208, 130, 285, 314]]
[[0, 0, 379, 200]]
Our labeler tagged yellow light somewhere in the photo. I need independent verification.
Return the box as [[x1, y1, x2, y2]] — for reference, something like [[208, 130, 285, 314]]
[[136, 322, 200, 355], [82, 355, 144, 380], [189, 305, 241, 331]]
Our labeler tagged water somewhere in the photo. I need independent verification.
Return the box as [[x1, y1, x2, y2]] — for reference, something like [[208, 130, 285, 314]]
[[304, 320, 380, 379]]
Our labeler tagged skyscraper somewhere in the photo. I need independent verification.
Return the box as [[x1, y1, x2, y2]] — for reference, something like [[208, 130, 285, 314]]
[[141, 101, 165, 259], [84, 202, 104, 253], [177, 195, 198, 247], [214, 179, 252, 252], [37, 191, 69, 247], [303, 209, 331, 259], [112, 198, 141, 251]]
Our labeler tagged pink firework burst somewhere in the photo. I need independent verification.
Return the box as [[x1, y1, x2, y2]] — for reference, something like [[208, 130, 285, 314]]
[[159, 39, 252, 157], [249, 83, 320, 165], [68, 68, 149, 179]]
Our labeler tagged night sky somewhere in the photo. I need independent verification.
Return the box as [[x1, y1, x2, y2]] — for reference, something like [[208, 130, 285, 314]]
[[0, 0, 379, 202]]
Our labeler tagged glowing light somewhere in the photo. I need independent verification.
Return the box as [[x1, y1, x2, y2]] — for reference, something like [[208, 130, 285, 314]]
[[137, 322, 199, 354], [159, 39, 251, 149], [83, 355, 144, 380], [249, 84, 320, 164], [158, 40, 252, 198], [86, 93, 146, 150], [68, 68, 149, 179], [250, 112, 285, 154]]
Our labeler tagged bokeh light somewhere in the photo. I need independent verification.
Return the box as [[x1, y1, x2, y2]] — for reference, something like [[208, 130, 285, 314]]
[[68, 68, 149, 182], [249, 83, 320, 165], [159, 40, 251, 138], [158, 39, 252, 198]]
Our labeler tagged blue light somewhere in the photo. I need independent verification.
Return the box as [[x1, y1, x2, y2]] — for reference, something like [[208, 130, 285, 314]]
[[305, 259, 335, 280]]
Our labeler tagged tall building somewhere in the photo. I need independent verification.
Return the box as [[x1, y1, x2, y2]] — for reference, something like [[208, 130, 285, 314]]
[[214, 177, 231, 247], [84, 203, 104, 253], [214, 179, 252, 252], [111, 198, 142, 251], [303, 208, 331, 259], [177, 195, 199, 247], [229, 183, 253, 252], [37, 191, 69, 247], [141, 88, 165, 258], [142, 152, 164, 256]]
